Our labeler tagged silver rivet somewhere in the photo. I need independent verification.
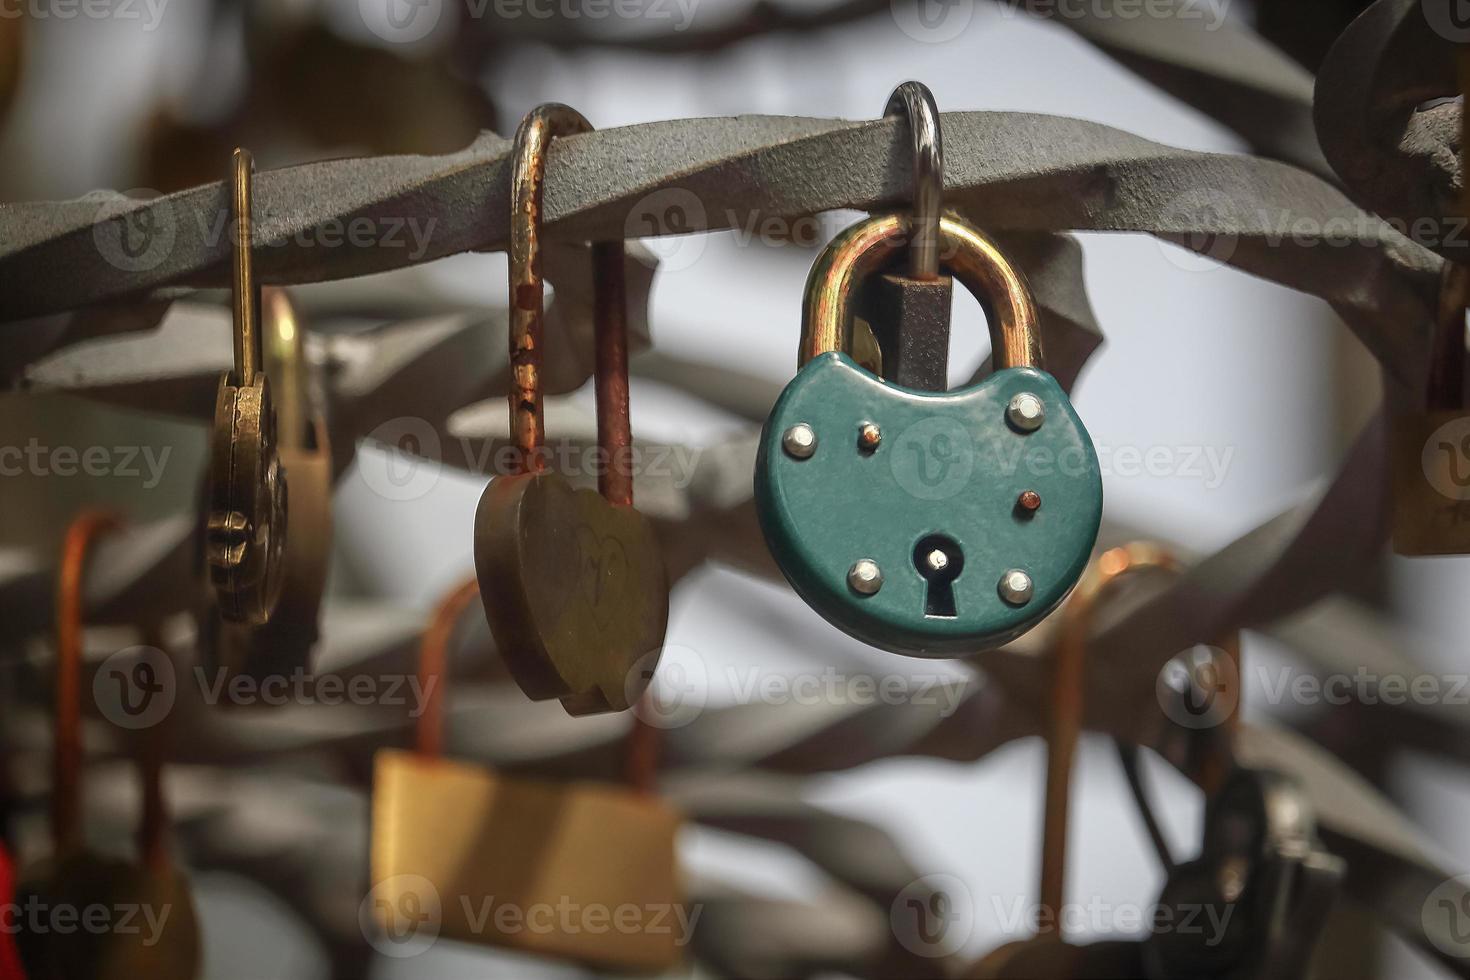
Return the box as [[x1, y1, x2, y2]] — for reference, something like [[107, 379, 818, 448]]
[[924, 549, 949, 575], [847, 559, 884, 595], [1006, 392, 1045, 433], [998, 569, 1033, 606], [783, 423, 817, 459], [857, 422, 882, 452]]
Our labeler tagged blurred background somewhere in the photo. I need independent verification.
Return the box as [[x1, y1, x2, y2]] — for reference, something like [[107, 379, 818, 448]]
[[1, 0, 1461, 977]]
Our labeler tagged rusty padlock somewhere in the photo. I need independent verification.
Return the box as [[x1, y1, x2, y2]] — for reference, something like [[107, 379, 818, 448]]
[[205, 148, 288, 624], [16, 513, 199, 980], [370, 579, 685, 973], [474, 104, 669, 716]]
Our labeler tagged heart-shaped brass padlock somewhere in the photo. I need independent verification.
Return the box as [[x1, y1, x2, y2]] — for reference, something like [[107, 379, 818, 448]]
[[476, 473, 668, 714], [473, 104, 669, 715], [17, 855, 200, 980]]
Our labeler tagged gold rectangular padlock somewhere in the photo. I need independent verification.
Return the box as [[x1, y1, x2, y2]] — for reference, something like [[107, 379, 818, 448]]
[[1393, 262, 1470, 555], [371, 750, 685, 973]]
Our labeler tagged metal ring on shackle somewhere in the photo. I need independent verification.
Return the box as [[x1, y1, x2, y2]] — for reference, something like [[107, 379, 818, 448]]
[[885, 80, 944, 281], [799, 212, 1045, 371]]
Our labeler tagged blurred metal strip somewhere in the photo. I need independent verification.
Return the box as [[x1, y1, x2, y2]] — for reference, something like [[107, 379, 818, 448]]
[[0, 113, 1439, 385]]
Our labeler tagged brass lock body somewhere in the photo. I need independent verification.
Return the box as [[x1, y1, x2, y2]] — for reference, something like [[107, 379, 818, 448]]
[[372, 750, 684, 973]]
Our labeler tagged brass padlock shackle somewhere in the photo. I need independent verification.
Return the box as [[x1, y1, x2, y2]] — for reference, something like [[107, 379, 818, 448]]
[[799, 212, 1044, 372], [231, 148, 263, 387], [54, 512, 170, 870], [507, 103, 634, 507]]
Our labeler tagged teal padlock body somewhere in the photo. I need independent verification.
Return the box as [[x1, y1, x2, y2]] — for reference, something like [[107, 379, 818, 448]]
[[755, 353, 1103, 657]]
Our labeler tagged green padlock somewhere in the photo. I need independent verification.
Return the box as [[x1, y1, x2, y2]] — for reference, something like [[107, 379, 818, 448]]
[[755, 213, 1103, 656]]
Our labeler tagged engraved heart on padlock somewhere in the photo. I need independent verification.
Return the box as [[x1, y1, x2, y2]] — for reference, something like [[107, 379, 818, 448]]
[[475, 472, 669, 716]]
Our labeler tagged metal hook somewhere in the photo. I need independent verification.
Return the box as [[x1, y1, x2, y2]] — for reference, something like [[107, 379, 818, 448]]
[[884, 81, 944, 280]]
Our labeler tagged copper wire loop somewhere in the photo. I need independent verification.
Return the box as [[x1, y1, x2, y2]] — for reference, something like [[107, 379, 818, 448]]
[[799, 212, 1043, 371], [507, 104, 634, 505], [415, 578, 484, 760], [53, 511, 122, 854], [1039, 542, 1180, 933]]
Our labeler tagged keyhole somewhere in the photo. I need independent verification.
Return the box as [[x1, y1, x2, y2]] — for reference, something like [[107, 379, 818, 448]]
[[914, 534, 964, 618]]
